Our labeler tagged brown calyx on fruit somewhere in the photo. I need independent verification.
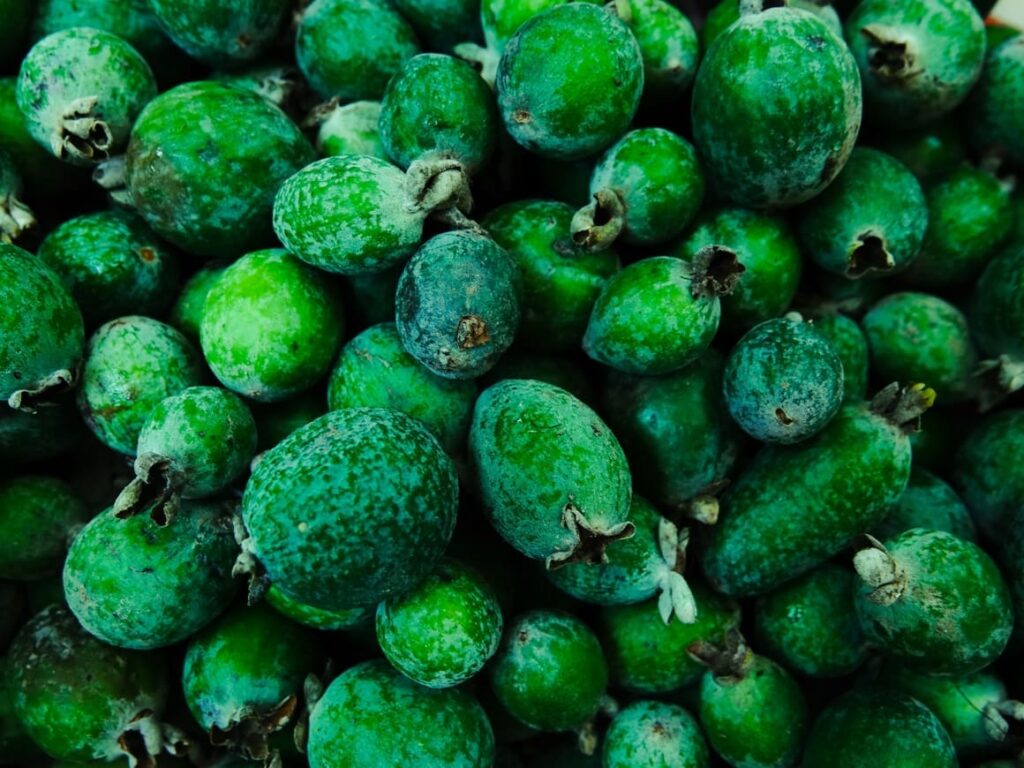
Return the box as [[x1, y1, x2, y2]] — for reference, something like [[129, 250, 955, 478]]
[[690, 245, 745, 299], [862, 26, 921, 82], [546, 501, 635, 570], [456, 315, 491, 349], [869, 382, 935, 433], [687, 629, 754, 683]]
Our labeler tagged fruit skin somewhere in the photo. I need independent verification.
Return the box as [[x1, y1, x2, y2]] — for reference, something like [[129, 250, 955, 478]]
[[484, 352, 598, 406], [970, 243, 1024, 361], [393, 0, 480, 52], [265, 585, 372, 631], [124, 81, 315, 258], [200, 249, 345, 403], [953, 409, 1024, 539], [874, 118, 968, 186], [603, 700, 710, 768], [968, 36, 1024, 168], [148, 0, 290, 66], [169, 265, 225, 343], [873, 468, 975, 542], [395, 230, 520, 380], [31, 0, 174, 64], [242, 407, 458, 611], [0, 476, 87, 581], [490, 610, 607, 732], [469, 379, 632, 565], [809, 313, 868, 403], [496, 3, 644, 160], [309, 659, 493, 768], [316, 101, 386, 159], [796, 148, 927, 279], [615, 0, 699, 106], [692, 7, 862, 208], [63, 502, 238, 649]]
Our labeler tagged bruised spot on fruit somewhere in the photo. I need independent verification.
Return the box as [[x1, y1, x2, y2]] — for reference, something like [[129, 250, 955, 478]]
[[775, 407, 794, 425], [847, 233, 894, 277], [456, 315, 490, 349]]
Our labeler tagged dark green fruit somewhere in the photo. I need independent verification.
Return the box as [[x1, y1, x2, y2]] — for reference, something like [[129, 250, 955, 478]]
[[31, 0, 174, 64], [968, 36, 1024, 168], [603, 700, 710, 768], [148, 0, 290, 66], [0, 654, 42, 765], [953, 409, 1024, 539], [168, 264, 224, 343], [873, 467, 975, 542], [0, 476, 87, 580], [393, 0, 480, 52], [969, 243, 1024, 409], [874, 118, 968, 186], [809, 313, 869, 403], [701, 0, 841, 51]]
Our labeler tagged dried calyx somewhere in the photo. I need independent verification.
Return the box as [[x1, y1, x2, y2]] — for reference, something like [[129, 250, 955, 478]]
[[546, 501, 635, 570], [852, 534, 907, 606], [404, 152, 485, 235], [232, 514, 270, 605], [570, 188, 626, 252], [975, 355, 1024, 413], [209, 695, 298, 762], [112, 454, 183, 526], [56, 96, 112, 163], [7, 368, 76, 413], [869, 382, 936, 433], [117, 710, 194, 768], [655, 518, 697, 625], [687, 629, 754, 683], [0, 191, 35, 244], [847, 232, 894, 278], [861, 26, 922, 82], [689, 245, 745, 299]]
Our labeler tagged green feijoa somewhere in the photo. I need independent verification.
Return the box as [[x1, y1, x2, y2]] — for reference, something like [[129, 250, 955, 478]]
[[583, 252, 742, 375], [603, 700, 710, 768], [77, 316, 203, 455], [692, 6, 861, 208], [16, 28, 156, 165], [753, 563, 867, 678], [380, 54, 497, 173], [0, 397, 84, 465], [700, 0, 842, 52], [600, 584, 741, 693], [64, 501, 238, 649], [968, 36, 1024, 167], [702, 384, 927, 597], [296, 0, 420, 101], [0, 244, 84, 412], [200, 249, 345, 402], [572, 128, 704, 251], [148, 0, 290, 66], [469, 379, 632, 565], [38, 210, 180, 326], [809, 267, 889, 315], [265, 585, 373, 631], [809, 313, 869, 403], [0, 149, 34, 244], [31, 0, 174, 64], [844, 0, 985, 127], [394, 0, 480, 51], [377, 558, 503, 688], [496, 3, 643, 160], [7, 605, 169, 764], [614, 0, 699, 106], [396, 230, 520, 380], [249, 388, 326, 452], [0, 477, 87, 581], [863, 293, 976, 404], [873, 468, 975, 542], [315, 101, 386, 159], [953, 409, 1024, 538], [242, 408, 458, 611], [0, 655, 43, 765], [873, 118, 968, 186], [122, 81, 315, 258], [796, 148, 927, 279], [853, 528, 1013, 675], [168, 264, 225, 343], [483, 199, 618, 353], [969, 244, 1024, 406]]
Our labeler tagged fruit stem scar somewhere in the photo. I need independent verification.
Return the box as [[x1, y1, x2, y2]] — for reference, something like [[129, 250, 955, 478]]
[[847, 232, 894, 278], [690, 245, 745, 298], [570, 188, 626, 252]]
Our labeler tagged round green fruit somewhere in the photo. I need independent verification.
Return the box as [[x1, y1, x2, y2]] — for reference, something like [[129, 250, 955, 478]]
[[603, 700, 710, 768], [0, 476, 87, 581]]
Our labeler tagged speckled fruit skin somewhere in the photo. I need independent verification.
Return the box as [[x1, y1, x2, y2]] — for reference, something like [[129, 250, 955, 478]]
[[953, 409, 1024, 539], [854, 529, 1013, 675], [754, 563, 867, 678], [692, 7, 861, 208], [796, 148, 927, 279], [125, 81, 315, 258], [875, 118, 968, 186], [396, 230, 520, 380], [377, 558, 502, 688], [0, 477, 86, 581], [243, 408, 458, 611], [16, 28, 156, 165], [308, 659, 494, 768], [703, 402, 913, 597], [296, 0, 420, 101], [810, 313, 868, 403], [970, 243, 1024, 362], [380, 54, 497, 172], [77, 316, 203, 455], [316, 101, 386, 159], [874, 468, 975, 542], [802, 689, 957, 768], [7, 605, 168, 763], [200, 249, 344, 403], [64, 502, 238, 649], [616, 0, 699, 106], [604, 700, 710, 768], [169, 265, 224, 343], [265, 585, 372, 631], [38, 210, 179, 327], [31, 0, 173, 64], [469, 379, 632, 564], [845, 0, 985, 128], [148, 0, 289, 66], [968, 36, 1024, 168], [496, 3, 644, 161]]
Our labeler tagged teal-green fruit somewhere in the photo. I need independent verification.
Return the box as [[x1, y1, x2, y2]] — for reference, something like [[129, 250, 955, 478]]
[[0, 0, 30, 72], [874, 118, 968, 186], [469, 379, 632, 565], [0, 150, 33, 244], [970, 243, 1024, 361], [953, 409, 1024, 538], [296, 0, 420, 101], [692, 6, 861, 208], [809, 313, 869, 403], [603, 700, 710, 768], [0, 655, 42, 765], [988, 28, 1020, 53], [77, 316, 203, 455], [341, 265, 402, 330], [583, 253, 742, 375], [479, 0, 579, 53], [265, 585, 373, 631], [309, 659, 493, 768], [853, 528, 1013, 675], [0, 477, 87, 581], [496, 3, 643, 160], [483, 199, 618, 353], [490, 610, 607, 731], [844, 0, 985, 127], [250, 389, 326, 452], [38, 210, 180, 326], [377, 558, 503, 688], [700, 0, 842, 52], [863, 293, 976, 404], [168, 265, 225, 343], [64, 502, 238, 649], [123, 81, 315, 258], [200, 249, 344, 402], [702, 384, 927, 597], [0, 397, 84, 464], [16, 28, 156, 164], [148, 0, 290, 66], [614, 0, 699, 106], [7, 605, 169, 764], [0, 244, 84, 412], [396, 230, 520, 380], [211, 62, 306, 113], [315, 101, 385, 159], [873, 468, 975, 542], [572, 128, 704, 251], [803, 689, 956, 768], [754, 563, 868, 678], [393, 0, 480, 52], [796, 148, 927, 279], [968, 36, 1024, 167], [482, 352, 598, 405], [380, 54, 497, 173], [31, 0, 173, 64], [242, 408, 458, 610]]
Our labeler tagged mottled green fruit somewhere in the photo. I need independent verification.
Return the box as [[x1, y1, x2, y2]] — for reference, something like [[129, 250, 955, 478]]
[[604, 700, 710, 768], [693, 7, 861, 208], [64, 502, 238, 649], [200, 249, 344, 402], [874, 468, 975, 542], [168, 265, 224, 343], [701, 0, 842, 52], [810, 313, 869, 403], [0, 150, 33, 244], [31, 0, 173, 64], [250, 389, 326, 452], [316, 101, 385, 159], [953, 409, 1024, 538], [874, 118, 968, 186], [496, 3, 643, 160], [309, 660, 493, 768], [797, 148, 927, 279], [810, 267, 889, 315], [616, 0, 699, 105], [211, 62, 306, 113], [968, 36, 1024, 167], [394, 0, 480, 51], [482, 353, 597, 405], [970, 243, 1024, 362], [0, 656, 42, 765], [0, 397, 84, 464], [265, 585, 372, 631], [148, 0, 290, 66], [0, 477, 86, 581]]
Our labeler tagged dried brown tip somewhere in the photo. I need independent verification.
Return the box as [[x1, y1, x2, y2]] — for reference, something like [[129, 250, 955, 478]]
[[690, 245, 744, 299], [571, 188, 626, 252], [869, 382, 936, 432], [974, 355, 1024, 413], [546, 502, 635, 570], [112, 454, 181, 526], [686, 628, 753, 682], [861, 26, 921, 82]]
